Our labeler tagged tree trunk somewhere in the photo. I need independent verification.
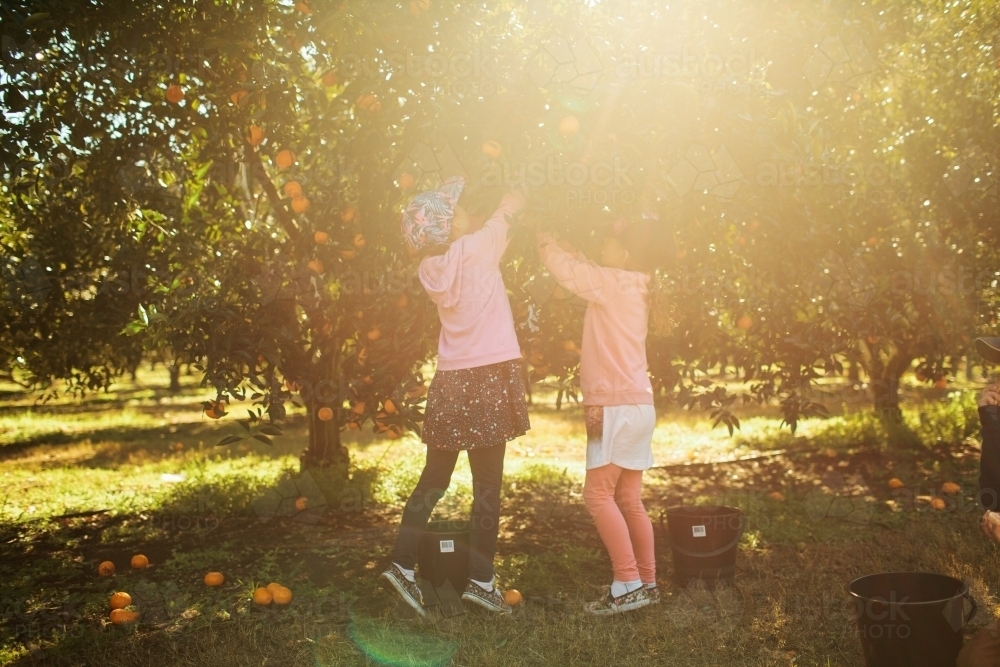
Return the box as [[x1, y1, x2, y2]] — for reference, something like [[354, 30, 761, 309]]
[[168, 361, 182, 393], [865, 344, 912, 424], [299, 350, 348, 472]]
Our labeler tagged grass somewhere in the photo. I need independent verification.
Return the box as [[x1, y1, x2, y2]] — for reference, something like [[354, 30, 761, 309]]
[[1, 368, 998, 666]]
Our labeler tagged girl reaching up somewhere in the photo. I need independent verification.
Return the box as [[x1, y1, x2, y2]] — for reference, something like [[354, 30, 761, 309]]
[[380, 177, 529, 617], [536, 215, 666, 615]]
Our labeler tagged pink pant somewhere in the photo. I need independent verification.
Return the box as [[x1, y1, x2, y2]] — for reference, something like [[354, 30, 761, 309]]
[[583, 464, 656, 584]]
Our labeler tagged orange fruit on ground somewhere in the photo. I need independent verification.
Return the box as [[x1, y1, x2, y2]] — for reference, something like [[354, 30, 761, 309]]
[[165, 84, 184, 104], [503, 589, 523, 606], [398, 172, 416, 189], [934, 378, 948, 389], [130, 554, 149, 569], [295, 2, 311, 13], [737, 316, 754, 330], [307, 259, 324, 274], [482, 140, 502, 159], [563, 340, 577, 352], [340, 249, 357, 260], [252, 587, 273, 605], [109, 592, 132, 610], [768, 491, 786, 501], [204, 572, 224, 587], [866, 236, 879, 246], [230, 89, 249, 105], [930, 497, 946, 510], [341, 207, 356, 222], [941, 482, 961, 495], [352, 401, 366, 414], [98, 561, 116, 577], [384, 399, 398, 414], [294, 496, 308, 511], [271, 586, 293, 605], [247, 125, 265, 147], [275, 149, 296, 170], [284, 180, 303, 198], [265, 582, 283, 593], [313, 230, 329, 244], [291, 196, 310, 213], [367, 327, 381, 341], [317, 407, 334, 422], [354, 233, 366, 248], [110, 609, 140, 625], [887, 478, 904, 490], [397, 294, 409, 308], [321, 70, 338, 87], [558, 115, 580, 136]]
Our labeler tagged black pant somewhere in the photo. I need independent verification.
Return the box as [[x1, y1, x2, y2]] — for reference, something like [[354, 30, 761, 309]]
[[981, 406, 1000, 510], [391, 443, 506, 583]]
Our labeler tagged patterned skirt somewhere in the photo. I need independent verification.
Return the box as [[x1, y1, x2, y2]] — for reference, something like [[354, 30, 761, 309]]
[[422, 359, 530, 451]]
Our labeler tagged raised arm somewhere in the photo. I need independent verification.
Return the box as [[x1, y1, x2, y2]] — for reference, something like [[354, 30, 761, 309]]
[[467, 189, 526, 265], [536, 232, 614, 304]]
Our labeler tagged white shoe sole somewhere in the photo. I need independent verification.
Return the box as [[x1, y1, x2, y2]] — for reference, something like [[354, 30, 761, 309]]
[[461, 592, 512, 615], [380, 571, 427, 618], [584, 597, 652, 616]]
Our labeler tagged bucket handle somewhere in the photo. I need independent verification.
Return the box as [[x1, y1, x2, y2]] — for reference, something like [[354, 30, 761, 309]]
[[669, 515, 746, 559], [964, 591, 978, 625]]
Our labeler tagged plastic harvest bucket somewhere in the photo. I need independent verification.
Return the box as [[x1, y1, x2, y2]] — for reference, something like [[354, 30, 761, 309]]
[[417, 520, 470, 604], [665, 505, 745, 586], [848, 572, 977, 667]]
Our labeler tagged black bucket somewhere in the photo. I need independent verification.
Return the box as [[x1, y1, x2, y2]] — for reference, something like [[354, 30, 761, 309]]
[[665, 505, 745, 586], [848, 572, 977, 667], [417, 520, 470, 613]]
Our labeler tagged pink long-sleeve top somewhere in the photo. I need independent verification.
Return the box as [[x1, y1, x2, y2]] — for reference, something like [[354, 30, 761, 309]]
[[537, 234, 654, 406], [418, 193, 524, 371]]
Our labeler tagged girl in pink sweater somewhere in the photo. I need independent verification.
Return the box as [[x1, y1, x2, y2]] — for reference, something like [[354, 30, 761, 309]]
[[537, 216, 662, 615], [381, 177, 528, 617]]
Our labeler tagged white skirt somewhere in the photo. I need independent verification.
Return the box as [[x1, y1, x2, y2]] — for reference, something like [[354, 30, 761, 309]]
[[584, 404, 656, 471]]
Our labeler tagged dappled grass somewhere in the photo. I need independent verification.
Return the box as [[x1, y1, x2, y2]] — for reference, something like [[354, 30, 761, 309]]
[[2, 371, 999, 666]]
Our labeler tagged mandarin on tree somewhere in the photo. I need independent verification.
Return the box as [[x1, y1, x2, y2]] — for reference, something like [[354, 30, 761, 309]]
[[340, 207, 356, 222], [165, 83, 184, 104], [307, 259, 324, 274], [247, 125, 265, 147], [398, 172, 415, 189], [384, 399, 398, 414], [353, 233, 366, 248], [367, 327, 381, 341], [275, 149, 296, 170], [558, 115, 580, 136], [340, 249, 357, 260], [313, 230, 329, 244], [317, 407, 334, 421], [283, 180, 303, 198], [942, 482, 961, 495], [321, 70, 338, 87], [291, 196, 310, 213], [482, 140, 502, 159]]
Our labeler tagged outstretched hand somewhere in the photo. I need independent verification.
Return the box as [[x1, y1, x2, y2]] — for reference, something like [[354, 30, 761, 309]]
[[979, 384, 1000, 407]]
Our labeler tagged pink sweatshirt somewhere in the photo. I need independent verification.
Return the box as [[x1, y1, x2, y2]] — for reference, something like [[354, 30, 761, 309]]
[[537, 234, 654, 406], [418, 192, 524, 371]]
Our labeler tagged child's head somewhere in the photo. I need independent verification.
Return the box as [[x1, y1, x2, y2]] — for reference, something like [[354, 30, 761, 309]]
[[401, 176, 466, 252], [600, 213, 673, 273]]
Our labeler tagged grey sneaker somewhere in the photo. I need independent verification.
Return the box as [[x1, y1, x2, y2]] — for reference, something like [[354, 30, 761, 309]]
[[461, 582, 513, 615], [583, 586, 651, 616], [379, 564, 427, 618]]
